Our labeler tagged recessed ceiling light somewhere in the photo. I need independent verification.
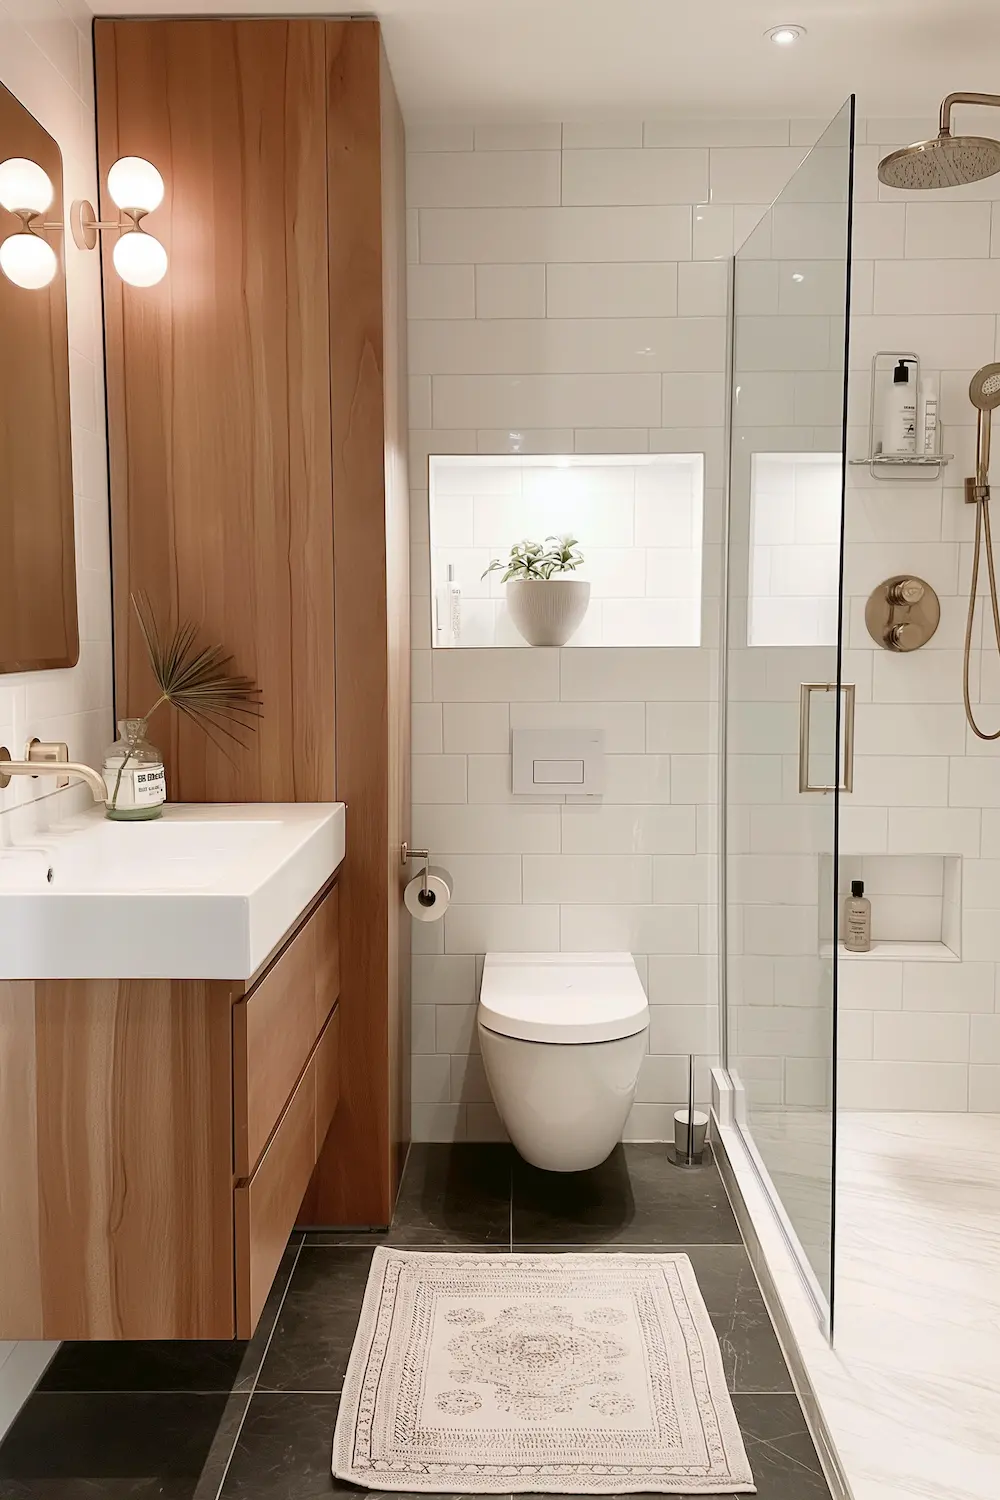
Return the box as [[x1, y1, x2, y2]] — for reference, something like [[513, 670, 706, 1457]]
[[766, 23, 806, 45]]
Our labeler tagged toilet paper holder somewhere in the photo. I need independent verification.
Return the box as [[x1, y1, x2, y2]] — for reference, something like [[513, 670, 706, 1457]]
[[400, 842, 431, 895]]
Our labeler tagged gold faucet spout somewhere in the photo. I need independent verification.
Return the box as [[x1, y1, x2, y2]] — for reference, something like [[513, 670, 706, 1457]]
[[0, 742, 107, 803]]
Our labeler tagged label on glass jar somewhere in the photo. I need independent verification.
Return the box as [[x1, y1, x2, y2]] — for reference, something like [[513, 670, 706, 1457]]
[[103, 762, 166, 810]]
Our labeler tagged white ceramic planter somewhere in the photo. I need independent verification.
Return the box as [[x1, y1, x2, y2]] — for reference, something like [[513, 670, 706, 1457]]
[[505, 578, 591, 646]]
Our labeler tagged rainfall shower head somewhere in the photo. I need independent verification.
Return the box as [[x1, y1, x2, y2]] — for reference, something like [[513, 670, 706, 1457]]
[[879, 134, 1000, 190], [878, 91, 1000, 189]]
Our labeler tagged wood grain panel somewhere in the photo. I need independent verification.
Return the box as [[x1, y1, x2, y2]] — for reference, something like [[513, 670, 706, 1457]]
[[380, 40, 413, 1191], [233, 883, 340, 1177], [235, 1006, 340, 1335], [98, 16, 409, 1234], [300, 21, 410, 1228], [0, 81, 77, 673], [0, 977, 235, 1340], [0, 982, 43, 1336], [96, 19, 335, 802]]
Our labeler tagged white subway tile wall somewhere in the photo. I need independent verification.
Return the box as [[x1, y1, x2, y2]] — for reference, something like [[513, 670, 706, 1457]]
[[0, 3, 113, 838], [407, 114, 1000, 1137], [747, 453, 842, 647]]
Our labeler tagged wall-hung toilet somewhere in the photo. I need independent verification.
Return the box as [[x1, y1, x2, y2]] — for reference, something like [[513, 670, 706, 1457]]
[[478, 952, 649, 1172]]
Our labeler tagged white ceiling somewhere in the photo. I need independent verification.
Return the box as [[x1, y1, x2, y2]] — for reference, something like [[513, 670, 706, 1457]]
[[85, 0, 1000, 125]]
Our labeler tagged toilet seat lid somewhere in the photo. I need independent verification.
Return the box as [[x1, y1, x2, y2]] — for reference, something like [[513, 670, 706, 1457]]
[[478, 952, 649, 1044]]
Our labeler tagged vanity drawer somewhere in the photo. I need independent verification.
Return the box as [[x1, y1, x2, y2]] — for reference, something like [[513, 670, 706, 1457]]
[[233, 883, 340, 1177], [234, 1004, 340, 1336]]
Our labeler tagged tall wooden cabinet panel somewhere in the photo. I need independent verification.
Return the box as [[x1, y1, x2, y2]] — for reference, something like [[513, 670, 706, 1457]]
[[96, 18, 410, 1228], [96, 19, 334, 805], [298, 21, 412, 1228]]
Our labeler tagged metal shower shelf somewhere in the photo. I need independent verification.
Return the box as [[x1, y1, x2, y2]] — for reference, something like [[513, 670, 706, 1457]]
[[852, 351, 951, 480], [849, 455, 953, 467]]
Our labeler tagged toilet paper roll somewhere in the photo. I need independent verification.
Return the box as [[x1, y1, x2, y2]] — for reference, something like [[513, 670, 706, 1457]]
[[404, 865, 452, 922]]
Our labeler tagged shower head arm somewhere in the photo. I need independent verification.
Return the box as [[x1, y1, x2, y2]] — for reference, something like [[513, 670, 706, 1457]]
[[940, 91, 1000, 136]]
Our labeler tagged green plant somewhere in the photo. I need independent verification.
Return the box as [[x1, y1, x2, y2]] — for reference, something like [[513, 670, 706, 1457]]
[[108, 592, 263, 809], [481, 535, 584, 584]]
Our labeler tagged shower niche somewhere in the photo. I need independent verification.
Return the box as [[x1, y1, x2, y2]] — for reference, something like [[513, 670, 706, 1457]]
[[426, 452, 705, 648], [819, 853, 962, 962]]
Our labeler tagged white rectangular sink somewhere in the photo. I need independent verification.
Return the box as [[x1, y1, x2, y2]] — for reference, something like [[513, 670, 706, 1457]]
[[0, 802, 346, 980]]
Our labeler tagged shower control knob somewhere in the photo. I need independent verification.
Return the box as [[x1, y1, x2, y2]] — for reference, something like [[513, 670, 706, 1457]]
[[866, 574, 940, 653], [885, 622, 916, 650], [887, 578, 924, 605]]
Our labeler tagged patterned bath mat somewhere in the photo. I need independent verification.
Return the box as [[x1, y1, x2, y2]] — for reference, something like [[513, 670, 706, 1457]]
[[332, 1248, 755, 1494]]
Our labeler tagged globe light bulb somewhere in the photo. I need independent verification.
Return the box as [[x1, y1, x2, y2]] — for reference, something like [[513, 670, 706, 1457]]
[[112, 229, 167, 287], [106, 156, 164, 214], [0, 157, 54, 214], [0, 232, 57, 289]]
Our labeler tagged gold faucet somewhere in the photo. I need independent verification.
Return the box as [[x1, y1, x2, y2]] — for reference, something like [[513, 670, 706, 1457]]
[[0, 740, 106, 804]]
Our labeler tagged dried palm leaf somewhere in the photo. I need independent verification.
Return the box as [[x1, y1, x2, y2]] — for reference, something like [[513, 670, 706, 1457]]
[[108, 594, 263, 810], [132, 591, 262, 758]]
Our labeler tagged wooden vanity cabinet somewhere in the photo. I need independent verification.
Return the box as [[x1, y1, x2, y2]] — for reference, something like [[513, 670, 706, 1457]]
[[0, 880, 341, 1341]]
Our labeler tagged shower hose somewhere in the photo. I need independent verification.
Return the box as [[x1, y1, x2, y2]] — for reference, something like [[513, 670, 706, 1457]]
[[963, 493, 1000, 740]]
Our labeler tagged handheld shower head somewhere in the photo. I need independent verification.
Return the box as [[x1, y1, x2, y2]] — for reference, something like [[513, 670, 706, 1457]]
[[970, 363, 1000, 413], [969, 363, 1000, 496], [963, 363, 1000, 738], [878, 91, 1000, 189]]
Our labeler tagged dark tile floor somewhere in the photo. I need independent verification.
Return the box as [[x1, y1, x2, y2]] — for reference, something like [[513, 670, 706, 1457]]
[[0, 1143, 832, 1500]]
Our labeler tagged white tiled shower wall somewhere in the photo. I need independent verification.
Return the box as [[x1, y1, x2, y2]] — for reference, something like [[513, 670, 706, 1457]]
[[0, 0, 112, 845], [839, 118, 1000, 1109], [408, 113, 1000, 1136], [0, 0, 111, 1432]]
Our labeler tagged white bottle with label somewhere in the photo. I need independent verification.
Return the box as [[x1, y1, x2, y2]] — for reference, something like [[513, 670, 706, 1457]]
[[435, 564, 462, 647], [920, 381, 939, 456], [880, 359, 917, 456], [843, 879, 872, 953]]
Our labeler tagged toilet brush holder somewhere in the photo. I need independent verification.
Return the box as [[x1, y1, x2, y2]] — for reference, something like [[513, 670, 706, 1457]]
[[671, 1109, 708, 1165], [667, 1055, 708, 1167]]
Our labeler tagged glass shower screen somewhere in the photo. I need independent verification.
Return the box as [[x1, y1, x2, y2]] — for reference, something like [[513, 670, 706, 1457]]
[[722, 98, 855, 1319]]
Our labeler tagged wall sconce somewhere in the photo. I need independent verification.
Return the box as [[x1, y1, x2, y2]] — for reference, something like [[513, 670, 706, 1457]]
[[0, 157, 59, 289], [0, 153, 167, 290], [71, 156, 168, 287]]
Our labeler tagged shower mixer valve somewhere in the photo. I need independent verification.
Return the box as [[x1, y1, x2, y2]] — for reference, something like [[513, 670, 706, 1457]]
[[865, 575, 940, 653]]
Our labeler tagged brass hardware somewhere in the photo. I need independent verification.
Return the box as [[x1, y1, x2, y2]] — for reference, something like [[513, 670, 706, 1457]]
[[798, 683, 855, 794], [69, 199, 146, 252], [400, 842, 430, 867], [401, 842, 431, 895], [866, 574, 940, 651], [887, 578, 924, 606], [0, 740, 106, 803], [25, 738, 70, 789]]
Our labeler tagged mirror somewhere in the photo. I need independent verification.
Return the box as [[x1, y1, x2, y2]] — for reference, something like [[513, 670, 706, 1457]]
[[0, 80, 78, 673]]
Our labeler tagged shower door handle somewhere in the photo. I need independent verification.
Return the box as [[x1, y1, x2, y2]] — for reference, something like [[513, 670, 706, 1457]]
[[798, 683, 855, 794]]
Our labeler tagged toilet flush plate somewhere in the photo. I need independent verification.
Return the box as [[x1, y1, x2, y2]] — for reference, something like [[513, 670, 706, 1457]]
[[511, 727, 605, 795]]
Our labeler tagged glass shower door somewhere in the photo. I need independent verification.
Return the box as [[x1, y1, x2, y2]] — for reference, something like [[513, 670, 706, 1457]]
[[722, 98, 855, 1316]]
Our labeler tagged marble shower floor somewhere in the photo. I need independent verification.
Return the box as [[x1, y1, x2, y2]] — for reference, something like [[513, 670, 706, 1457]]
[[746, 1109, 1000, 1500], [0, 1143, 832, 1499]]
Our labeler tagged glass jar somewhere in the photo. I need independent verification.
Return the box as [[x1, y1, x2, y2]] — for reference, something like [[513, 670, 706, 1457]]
[[102, 718, 166, 821]]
